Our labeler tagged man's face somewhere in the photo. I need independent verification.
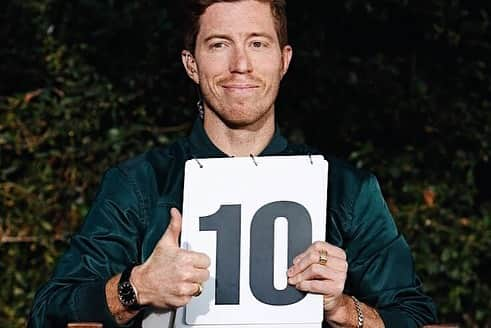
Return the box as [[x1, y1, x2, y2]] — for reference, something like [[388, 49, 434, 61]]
[[183, 0, 292, 128]]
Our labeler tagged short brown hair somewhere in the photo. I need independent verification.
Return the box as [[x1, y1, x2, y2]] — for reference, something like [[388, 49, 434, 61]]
[[182, 0, 288, 52]]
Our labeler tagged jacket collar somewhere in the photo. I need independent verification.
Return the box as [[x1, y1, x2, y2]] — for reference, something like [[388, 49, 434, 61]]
[[188, 117, 288, 158]]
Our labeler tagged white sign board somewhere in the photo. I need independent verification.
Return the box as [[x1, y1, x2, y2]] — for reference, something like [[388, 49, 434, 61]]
[[143, 155, 328, 328]]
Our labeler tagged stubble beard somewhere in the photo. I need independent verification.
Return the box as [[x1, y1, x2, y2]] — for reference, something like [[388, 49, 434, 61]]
[[204, 95, 276, 130], [201, 79, 280, 130]]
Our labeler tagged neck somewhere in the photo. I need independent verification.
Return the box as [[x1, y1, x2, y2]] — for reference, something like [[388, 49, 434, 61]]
[[203, 112, 275, 157]]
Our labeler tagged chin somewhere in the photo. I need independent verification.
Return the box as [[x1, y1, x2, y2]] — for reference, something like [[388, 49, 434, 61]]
[[206, 99, 274, 128], [221, 110, 271, 129]]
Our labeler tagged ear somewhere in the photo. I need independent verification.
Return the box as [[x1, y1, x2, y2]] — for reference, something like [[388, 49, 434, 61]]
[[181, 50, 200, 84], [280, 45, 293, 78]]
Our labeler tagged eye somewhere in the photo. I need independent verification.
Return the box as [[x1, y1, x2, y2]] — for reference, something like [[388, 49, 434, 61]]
[[251, 41, 263, 48], [211, 42, 226, 49]]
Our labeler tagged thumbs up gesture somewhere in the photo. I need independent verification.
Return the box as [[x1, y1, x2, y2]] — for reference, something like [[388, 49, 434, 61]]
[[131, 208, 211, 309]]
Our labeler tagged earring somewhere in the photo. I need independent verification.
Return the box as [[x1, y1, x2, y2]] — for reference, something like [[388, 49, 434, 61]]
[[197, 100, 204, 119]]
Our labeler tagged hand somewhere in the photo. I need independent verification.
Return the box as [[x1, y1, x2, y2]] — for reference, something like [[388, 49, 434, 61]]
[[132, 208, 210, 309], [287, 241, 348, 312]]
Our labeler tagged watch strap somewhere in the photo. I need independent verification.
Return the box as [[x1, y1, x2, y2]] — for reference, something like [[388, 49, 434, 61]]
[[118, 263, 142, 310]]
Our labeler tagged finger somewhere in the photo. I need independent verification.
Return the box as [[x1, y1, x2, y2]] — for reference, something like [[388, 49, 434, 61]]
[[311, 241, 346, 261], [296, 278, 345, 298], [194, 268, 210, 283], [295, 279, 330, 294], [322, 255, 348, 272], [292, 251, 307, 265], [290, 242, 327, 275], [295, 251, 347, 276], [288, 250, 320, 276], [173, 282, 202, 297], [180, 267, 210, 284], [294, 253, 348, 274], [289, 264, 345, 285], [184, 250, 211, 269], [291, 241, 328, 266], [289, 263, 329, 284], [161, 207, 182, 246], [289, 243, 346, 276]]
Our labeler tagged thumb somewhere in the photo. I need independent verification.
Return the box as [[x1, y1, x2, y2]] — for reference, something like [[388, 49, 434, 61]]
[[161, 207, 182, 246]]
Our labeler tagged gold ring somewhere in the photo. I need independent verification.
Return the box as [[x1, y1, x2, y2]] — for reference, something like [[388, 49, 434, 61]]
[[319, 250, 328, 266], [193, 283, 203, 297]]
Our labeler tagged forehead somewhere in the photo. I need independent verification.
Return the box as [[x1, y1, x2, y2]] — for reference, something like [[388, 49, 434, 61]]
[[197, 1, 277, 40]]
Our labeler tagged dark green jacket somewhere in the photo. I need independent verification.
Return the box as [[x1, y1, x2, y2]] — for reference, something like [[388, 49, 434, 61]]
[[28, 119, 437, 328]]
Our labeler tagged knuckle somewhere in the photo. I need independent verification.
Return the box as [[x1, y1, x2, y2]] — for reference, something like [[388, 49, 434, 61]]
[[290, 273, 300, 284], [313, 280, 324, 291], [181, 270, 192, 281], [176, 270, 186, 281], [181, 254, 193, 265], [300, 280, 310, 291], [311, 265, 321, 276], [333, 246, 346, 260], [202, 253, 211, 267], [176, 284, 188, 296], [206, 257, 211, 267], [313, 241, 325, 249], [173, 254, 185, 266]]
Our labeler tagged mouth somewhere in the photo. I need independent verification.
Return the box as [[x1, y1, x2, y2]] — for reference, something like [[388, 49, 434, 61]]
[[222, 84, 259, 90], [222, 83, 260, 95]]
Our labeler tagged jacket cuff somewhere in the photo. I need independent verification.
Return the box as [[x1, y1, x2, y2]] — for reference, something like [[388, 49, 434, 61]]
[[74, 279, 133, 327], [378, 309, 418, 328]]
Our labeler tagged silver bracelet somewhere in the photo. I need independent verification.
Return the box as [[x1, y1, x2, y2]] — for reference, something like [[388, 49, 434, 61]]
[[351, 296, 364, 328]]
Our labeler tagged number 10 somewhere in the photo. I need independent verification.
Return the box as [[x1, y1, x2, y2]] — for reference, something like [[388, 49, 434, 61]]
[[200, 201, 312, 306]]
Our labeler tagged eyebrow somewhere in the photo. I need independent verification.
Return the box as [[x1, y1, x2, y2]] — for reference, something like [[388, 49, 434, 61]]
[[203, 34, 232, 43], [203, 32, 275, 43]]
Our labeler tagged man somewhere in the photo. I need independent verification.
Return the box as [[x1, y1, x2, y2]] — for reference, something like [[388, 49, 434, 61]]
[[29, 0, 438, 327]]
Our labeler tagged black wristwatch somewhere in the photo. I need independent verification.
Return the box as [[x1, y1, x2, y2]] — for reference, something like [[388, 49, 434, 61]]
[[117, 263, 143, 310]]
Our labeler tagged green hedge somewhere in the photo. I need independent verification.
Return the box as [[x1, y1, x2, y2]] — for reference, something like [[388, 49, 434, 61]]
[[1, 1, 490, 327]]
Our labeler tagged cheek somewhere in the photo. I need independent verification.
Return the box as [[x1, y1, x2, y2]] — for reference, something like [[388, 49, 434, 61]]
[[200, 76, 221, 96], [198, 65, 226, 88], [254, 57, 285, 79], [198, 53, 230, 74]]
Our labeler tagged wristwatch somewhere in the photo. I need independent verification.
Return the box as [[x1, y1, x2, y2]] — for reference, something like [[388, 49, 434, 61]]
[[117, 263, 142, 310]]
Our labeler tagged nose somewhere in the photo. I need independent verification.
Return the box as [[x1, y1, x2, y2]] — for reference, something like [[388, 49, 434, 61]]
[[229, 45, 252, 73]]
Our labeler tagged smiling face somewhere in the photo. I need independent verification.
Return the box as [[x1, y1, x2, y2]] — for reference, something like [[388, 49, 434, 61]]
[[182, 0, 292, 129]]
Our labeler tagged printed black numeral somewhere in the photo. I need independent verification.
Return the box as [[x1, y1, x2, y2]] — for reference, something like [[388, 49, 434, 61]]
[[199, 201, 312, 306]]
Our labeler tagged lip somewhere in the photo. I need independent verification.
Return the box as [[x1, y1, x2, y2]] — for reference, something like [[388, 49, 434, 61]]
[[222, 84, 259, 90]]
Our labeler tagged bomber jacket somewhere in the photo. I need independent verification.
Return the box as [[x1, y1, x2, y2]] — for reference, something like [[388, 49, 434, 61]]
[[28, 118, 437, 328]]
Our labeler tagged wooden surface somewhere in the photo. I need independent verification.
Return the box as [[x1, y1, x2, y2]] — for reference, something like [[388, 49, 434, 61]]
[[67, 323, 458, 328]]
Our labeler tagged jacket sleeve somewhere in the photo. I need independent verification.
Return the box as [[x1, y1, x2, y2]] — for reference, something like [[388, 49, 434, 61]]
[[28, 167, 144, 328], [344, 174, 438, 328]]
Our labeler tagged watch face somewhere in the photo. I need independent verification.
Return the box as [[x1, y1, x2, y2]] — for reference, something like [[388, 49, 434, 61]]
[[118, 281, 136, 306]]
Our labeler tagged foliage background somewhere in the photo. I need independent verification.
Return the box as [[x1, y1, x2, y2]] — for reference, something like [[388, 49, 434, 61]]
[[1, 0, 491, 327]]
